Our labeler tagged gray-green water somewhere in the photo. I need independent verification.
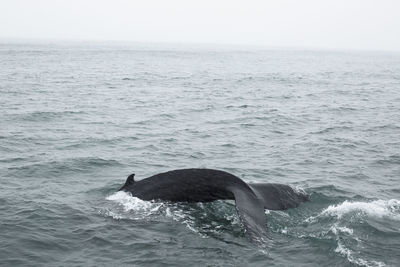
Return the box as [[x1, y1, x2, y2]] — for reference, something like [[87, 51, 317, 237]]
[[1, 42, 399, 266]]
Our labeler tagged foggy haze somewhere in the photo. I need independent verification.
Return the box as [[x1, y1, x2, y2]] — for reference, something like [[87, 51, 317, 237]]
[[1, 0, 399, 51]]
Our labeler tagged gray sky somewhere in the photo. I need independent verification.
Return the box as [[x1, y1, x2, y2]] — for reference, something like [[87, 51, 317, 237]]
[[1, 0, 399, 50]]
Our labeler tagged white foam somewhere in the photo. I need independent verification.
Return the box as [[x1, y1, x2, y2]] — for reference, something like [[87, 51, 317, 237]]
[[105, 192, 239, 236], [331, 222, 384, 267], [335, 241, 385, 267], [292, 185, 307, 196], [322, 199, 400, 220], [334, 241, 350, 256], [106, 191, 164, 216], [301, 200, 399, 266], [330, 225, 353, 235], [100, 209, 124, 220]]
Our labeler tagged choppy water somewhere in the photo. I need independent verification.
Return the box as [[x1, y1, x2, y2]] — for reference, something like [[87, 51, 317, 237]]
[[1, 42, 400, 266]]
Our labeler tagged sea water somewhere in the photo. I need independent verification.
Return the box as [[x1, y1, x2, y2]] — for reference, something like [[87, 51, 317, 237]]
[[1, 42, 399, 266]]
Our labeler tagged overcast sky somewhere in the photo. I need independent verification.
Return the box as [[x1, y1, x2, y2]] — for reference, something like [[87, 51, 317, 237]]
[[1, 0, 399, 50]]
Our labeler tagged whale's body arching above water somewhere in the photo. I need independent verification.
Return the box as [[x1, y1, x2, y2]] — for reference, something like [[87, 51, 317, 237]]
[[118, 168, 308, 242]]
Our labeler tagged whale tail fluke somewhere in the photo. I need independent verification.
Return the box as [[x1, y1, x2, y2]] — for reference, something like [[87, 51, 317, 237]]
[[249, 183, 309, 210], [230, 186, 268, 243], [232, 183, 308, 243]]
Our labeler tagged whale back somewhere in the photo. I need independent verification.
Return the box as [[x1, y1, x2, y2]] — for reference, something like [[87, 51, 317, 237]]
[[120, 169, 240, 202]]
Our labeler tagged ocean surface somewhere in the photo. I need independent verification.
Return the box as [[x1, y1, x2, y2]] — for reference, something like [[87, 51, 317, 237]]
[[1, 42, 399, 267]]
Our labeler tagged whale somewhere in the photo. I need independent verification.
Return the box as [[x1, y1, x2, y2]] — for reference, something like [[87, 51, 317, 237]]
[[118, 168, 308, 242]]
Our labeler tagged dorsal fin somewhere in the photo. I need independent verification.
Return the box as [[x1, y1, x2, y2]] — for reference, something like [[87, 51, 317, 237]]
[[119, 174, 135, 191], [125, 173, 135, 185]]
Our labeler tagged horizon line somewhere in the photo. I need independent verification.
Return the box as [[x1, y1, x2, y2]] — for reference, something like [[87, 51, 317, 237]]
[[1, 36, 399, 54]]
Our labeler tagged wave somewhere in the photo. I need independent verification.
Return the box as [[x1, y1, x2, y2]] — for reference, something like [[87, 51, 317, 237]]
[[329, 222, 387, 267], [374, 154, 400, 165], [300, 199, 400, 266], [61, 136, 140, 149], [9, 111, 87, 122], [321, 199, 400, 220], [334, 240, 385, 267], [6, 157, 122, 177], [310, 125, 353, 135]]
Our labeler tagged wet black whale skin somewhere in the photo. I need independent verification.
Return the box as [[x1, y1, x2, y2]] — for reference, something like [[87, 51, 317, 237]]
[[119, 168, 308, 241]]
